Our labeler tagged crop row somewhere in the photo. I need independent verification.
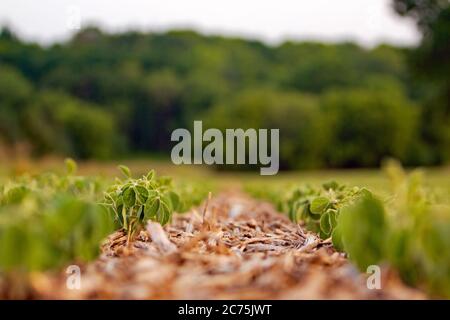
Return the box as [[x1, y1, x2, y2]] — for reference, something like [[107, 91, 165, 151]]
[[0, 160, 210, 298], [246, 161, 450, 298]]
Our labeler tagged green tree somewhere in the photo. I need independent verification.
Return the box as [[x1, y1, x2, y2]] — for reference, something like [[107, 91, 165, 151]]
[[321, 88, 419, 167], [393, 0, 450, 162], [131, 69, 183, 151], [21, 92, 120, 158], [0, 65, 33, 142], [205, 89, 330, 169]]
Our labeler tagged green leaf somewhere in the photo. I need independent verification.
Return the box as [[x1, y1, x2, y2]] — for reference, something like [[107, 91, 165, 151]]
[[65, 158, 78, 175], [118, 165, 131, 178], [320, 211, 331, 235], [331, 226, 344, 252], [168, 191, 180, 211], [327, 209, 338, 229], [288, 201, 297, 222], [144, 197, 160, 219], [307, 203, 321, 220], [157, 201, 171, 225], [147, 190, 159, 198], [160, 193, 173, 211], [122, 187, 136, 207], [339, 194, 386, 270], [289, 201, 306, 223], [310, 197, 330, 214], [137, 205, 144, 222], [300, 202, 310, 220], [164, 209, 171, 225], [135, 185, 149, 204], [4, 186, 29, 204], [359, 188, 373, 198], [322, 181, 339, 191], [146, 170, 156, 181]]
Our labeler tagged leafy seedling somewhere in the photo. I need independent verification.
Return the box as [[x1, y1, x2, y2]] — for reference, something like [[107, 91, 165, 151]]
[[103, 166, 181, 244]]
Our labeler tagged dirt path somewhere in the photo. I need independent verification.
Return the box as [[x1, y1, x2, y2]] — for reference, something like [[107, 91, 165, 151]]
[[31, 192, 425, 299]]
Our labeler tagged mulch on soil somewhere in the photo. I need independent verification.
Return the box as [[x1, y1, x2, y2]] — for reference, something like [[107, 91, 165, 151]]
[[31, 192, 425, 299]]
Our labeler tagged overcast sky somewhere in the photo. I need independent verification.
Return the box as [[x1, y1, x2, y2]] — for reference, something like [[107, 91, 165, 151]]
[[0, 0, 420, 47]]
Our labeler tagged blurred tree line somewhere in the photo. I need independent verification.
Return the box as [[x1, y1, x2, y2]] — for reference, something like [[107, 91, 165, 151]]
[[0, 0, 448, 169]]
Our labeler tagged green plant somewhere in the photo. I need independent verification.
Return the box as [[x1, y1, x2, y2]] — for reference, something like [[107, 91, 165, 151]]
[[0, 160, 115, 273], [103, 166, 182, 243], [336, 192, 387, 269], [285, 181, 372, 244], [383, 162, 450, 297], [334, 161, 450, 298], [247, 162, 450, 298]]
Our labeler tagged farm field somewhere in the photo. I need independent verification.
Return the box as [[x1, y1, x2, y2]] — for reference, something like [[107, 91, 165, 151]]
[[23, 191, 425, 299], [0, 159, 449, 299], [3, 158, 450, 194], [1, 0, 449, 306]]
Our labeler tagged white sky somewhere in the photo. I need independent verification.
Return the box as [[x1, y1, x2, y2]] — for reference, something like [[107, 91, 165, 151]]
[[0, 0, 420, 47]]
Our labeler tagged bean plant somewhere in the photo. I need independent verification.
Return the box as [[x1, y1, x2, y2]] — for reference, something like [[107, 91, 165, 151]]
[[337, 162, 450, 298], [248, 161, 450, 298], [0, 159, 114, 274], [285, 181, 372, 247], [103, 166, 182, 243]]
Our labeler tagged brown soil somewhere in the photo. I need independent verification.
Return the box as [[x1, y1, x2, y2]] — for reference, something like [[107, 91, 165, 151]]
[[29, 192, 426, 299]]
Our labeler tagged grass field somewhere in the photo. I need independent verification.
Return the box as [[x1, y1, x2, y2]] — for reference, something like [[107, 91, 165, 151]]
[[1, 157, 449, 299], [2, 157, 449, 198]]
